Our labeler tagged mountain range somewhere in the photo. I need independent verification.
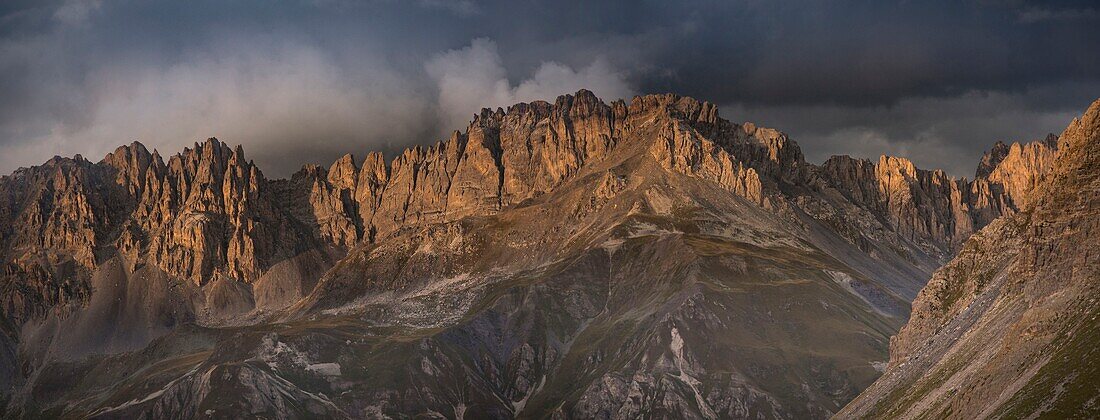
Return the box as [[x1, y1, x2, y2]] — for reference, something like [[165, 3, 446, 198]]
[[0, 90, 1090, 419]]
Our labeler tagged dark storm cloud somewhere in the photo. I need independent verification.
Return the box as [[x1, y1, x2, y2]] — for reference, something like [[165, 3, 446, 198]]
[[0, 0, 1097, 177], [724, 81, 1100, 177]]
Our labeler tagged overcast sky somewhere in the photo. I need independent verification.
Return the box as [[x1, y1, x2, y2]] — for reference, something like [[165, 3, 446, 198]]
[[2, 0, 1098, 178]]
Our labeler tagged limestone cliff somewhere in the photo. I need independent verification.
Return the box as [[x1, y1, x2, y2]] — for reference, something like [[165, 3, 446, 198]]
[[649, 120, 764, 205], [818, 134, 1056, 256], [974, 134, 1058, 210], [115, 139, 316, 285]]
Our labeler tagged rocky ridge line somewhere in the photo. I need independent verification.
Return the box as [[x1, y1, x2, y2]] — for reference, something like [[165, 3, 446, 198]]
[[0, 90, 1056, 324]]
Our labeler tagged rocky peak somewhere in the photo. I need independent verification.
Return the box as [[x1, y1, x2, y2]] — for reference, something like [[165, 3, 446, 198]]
[[1, 156, 106, 269], [555, 88, 612, 120], [820, 155, 881, 208], [101, 141, 154, 196], [471, 107, 507, 129], [327, 153, 358, 191], [293, 162, 362, 248], [616, 93, 807, 183], [650, 119, 764, 205], [1056, 98, 1100, 152], [975, 134, 1057, 178], [354, 151, 389, 233], [0, 156, 113, 331], [974, 140, 1010, 178], [346, 90, 628, 238], [973, 133, 1059, 210], [821, 154, 983, 255], [504, 100, 554, 122], [724, 121, 806, 181], [876, 155, 918, 181], [103, 137, 312, 286], [625, 93, 720, 126]]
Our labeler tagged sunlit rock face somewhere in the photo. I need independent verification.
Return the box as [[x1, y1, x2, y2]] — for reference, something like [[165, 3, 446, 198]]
[[819, 134, 1057, 258], [0, 90, 1067, 419]]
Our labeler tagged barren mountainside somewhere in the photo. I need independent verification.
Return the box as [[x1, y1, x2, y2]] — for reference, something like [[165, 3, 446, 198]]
[[0, 90, 1063, 418], [838, 99, 1100, 419]]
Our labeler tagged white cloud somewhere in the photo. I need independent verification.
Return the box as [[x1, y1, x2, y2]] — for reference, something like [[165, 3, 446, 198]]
[[425, 38, 634, 133], [8, 40, 434, 176], [0, 36, 635, 176], [53, 0, 103, 25]]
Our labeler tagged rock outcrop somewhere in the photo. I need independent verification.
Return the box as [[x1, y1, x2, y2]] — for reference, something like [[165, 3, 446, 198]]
[[974, 134, 1059, 210], [820, 155, 975, 252], [117, 139, 314, 285], [294, 156, 362, 248], [0, 138, 336, 345], [818, 134, 1057, 256], [0, 156, 113, 328], [650, 120, 764, 205]]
